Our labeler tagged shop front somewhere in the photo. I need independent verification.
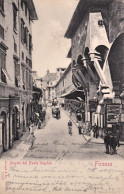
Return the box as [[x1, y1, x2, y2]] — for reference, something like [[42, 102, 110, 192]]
[[12, 107, 20, 141]]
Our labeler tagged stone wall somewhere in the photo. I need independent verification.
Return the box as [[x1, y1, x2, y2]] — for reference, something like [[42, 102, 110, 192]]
[[109, 0, 124, 43]]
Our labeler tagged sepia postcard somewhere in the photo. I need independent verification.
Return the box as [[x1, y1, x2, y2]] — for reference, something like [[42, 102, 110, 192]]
[[0, 0, 124, 193]]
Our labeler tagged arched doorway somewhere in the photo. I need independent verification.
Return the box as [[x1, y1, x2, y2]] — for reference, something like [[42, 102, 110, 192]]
[[108, 33, 124, 95], [12, 107, 19, 141], [108, 33, 124, 140], [1, 111, 7, 151], [22, 102, 25, 131], [26, 104, 29, 126]]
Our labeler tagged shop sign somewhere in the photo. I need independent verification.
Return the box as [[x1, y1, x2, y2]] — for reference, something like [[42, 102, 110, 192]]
[[89, 100, 97, 112], [106, 104, 120, 124]]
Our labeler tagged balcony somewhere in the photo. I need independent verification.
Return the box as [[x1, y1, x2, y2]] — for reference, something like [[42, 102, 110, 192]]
[[0, 82, 19, 97]]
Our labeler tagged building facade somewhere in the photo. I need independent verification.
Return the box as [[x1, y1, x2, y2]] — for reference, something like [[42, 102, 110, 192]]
[[55, 64, 74, 98], [42, 68, 65, 104], [65, 0, 124, 139], [0, 0, 38, 154]]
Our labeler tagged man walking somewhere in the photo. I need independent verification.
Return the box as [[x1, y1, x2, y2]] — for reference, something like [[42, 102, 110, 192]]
[[104, 130, 110, 154], [116, 123, 120, 147], [92, 123, 98, 138]]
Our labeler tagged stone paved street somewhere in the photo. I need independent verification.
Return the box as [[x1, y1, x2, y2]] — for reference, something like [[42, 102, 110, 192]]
[[1, 108, 124, 194], [1, 107, 124, 161]]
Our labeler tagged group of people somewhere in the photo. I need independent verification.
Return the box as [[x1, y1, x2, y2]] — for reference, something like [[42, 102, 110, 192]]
[[68, 118, 120, 155], [68, 120, 86, 135]]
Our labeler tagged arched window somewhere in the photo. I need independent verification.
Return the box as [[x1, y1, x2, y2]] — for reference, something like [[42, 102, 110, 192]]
[[95, 45, 108, 69]]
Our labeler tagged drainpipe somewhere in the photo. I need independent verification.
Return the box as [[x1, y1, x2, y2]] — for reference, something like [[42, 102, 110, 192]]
[[9, 95, 12, 148]]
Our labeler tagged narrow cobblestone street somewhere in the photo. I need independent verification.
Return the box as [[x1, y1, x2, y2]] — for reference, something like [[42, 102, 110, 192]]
[[1, 108, 124, 194], [1, 108, 124, 161]]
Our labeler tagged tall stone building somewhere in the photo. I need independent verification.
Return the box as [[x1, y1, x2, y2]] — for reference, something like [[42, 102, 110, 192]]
[[65, 0, 124, 139], [0, 0, 38, 154]]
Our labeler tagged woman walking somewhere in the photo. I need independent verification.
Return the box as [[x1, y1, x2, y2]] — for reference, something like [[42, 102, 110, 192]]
[[30, 132, 36, 149]]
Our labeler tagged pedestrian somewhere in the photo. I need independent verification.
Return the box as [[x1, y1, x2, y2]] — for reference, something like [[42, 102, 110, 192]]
[[78, 122, 82, 135], [68, 120, 72, 135], [109, 125, 117, 155], [116, 123, 120, 147], [92, 123, 98, 138], [29, 119, 34, 134], [30, 132, 36, 149], [76, 111, 82, 122], [38, 117, 42, 129], [104, 129, 110, 154]]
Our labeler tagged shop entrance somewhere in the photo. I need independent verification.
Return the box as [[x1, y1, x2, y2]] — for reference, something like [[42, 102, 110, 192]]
[[12, 107, 19, 141], [1, 111, 7, 151]]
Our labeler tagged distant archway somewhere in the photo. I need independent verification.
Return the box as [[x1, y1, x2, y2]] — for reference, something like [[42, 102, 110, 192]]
[[77, 54, 87, 74], [84, 47, 90, 59], [1, 111, 7, 151], [72, 60, 76, 67], [77, 55, 83, 65], [95, 45, 109, 69]]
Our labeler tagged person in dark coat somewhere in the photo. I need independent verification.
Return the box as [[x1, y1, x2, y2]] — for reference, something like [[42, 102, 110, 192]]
[[56, 108, 60, 119], [78, 123, 82, 135], [93, 123, 98, 138], [76, 111, 82, 122], [104, 129, 110, 154], [116, 123, 120, 147], [109, 125, 117, 155]]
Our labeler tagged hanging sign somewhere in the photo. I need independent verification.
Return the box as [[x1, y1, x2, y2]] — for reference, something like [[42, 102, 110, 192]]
[[106, 104, 120, 123]]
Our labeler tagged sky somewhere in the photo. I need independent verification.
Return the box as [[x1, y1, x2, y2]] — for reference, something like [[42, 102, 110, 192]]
[[32, 0, 79, 78]]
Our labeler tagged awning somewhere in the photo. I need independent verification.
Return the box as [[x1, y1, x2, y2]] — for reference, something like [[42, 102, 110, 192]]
[[61, 89, 85, 101], [61, 89, 75, 98]]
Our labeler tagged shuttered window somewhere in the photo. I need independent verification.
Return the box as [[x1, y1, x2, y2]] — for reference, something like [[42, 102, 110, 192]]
[[13, 3, 18, 31], [15, 61, 20, 87], [0, 50, 6, 82], [0, 0, 4, 12], [21, 19, 25, 43], [0, 25, 4, 39]]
